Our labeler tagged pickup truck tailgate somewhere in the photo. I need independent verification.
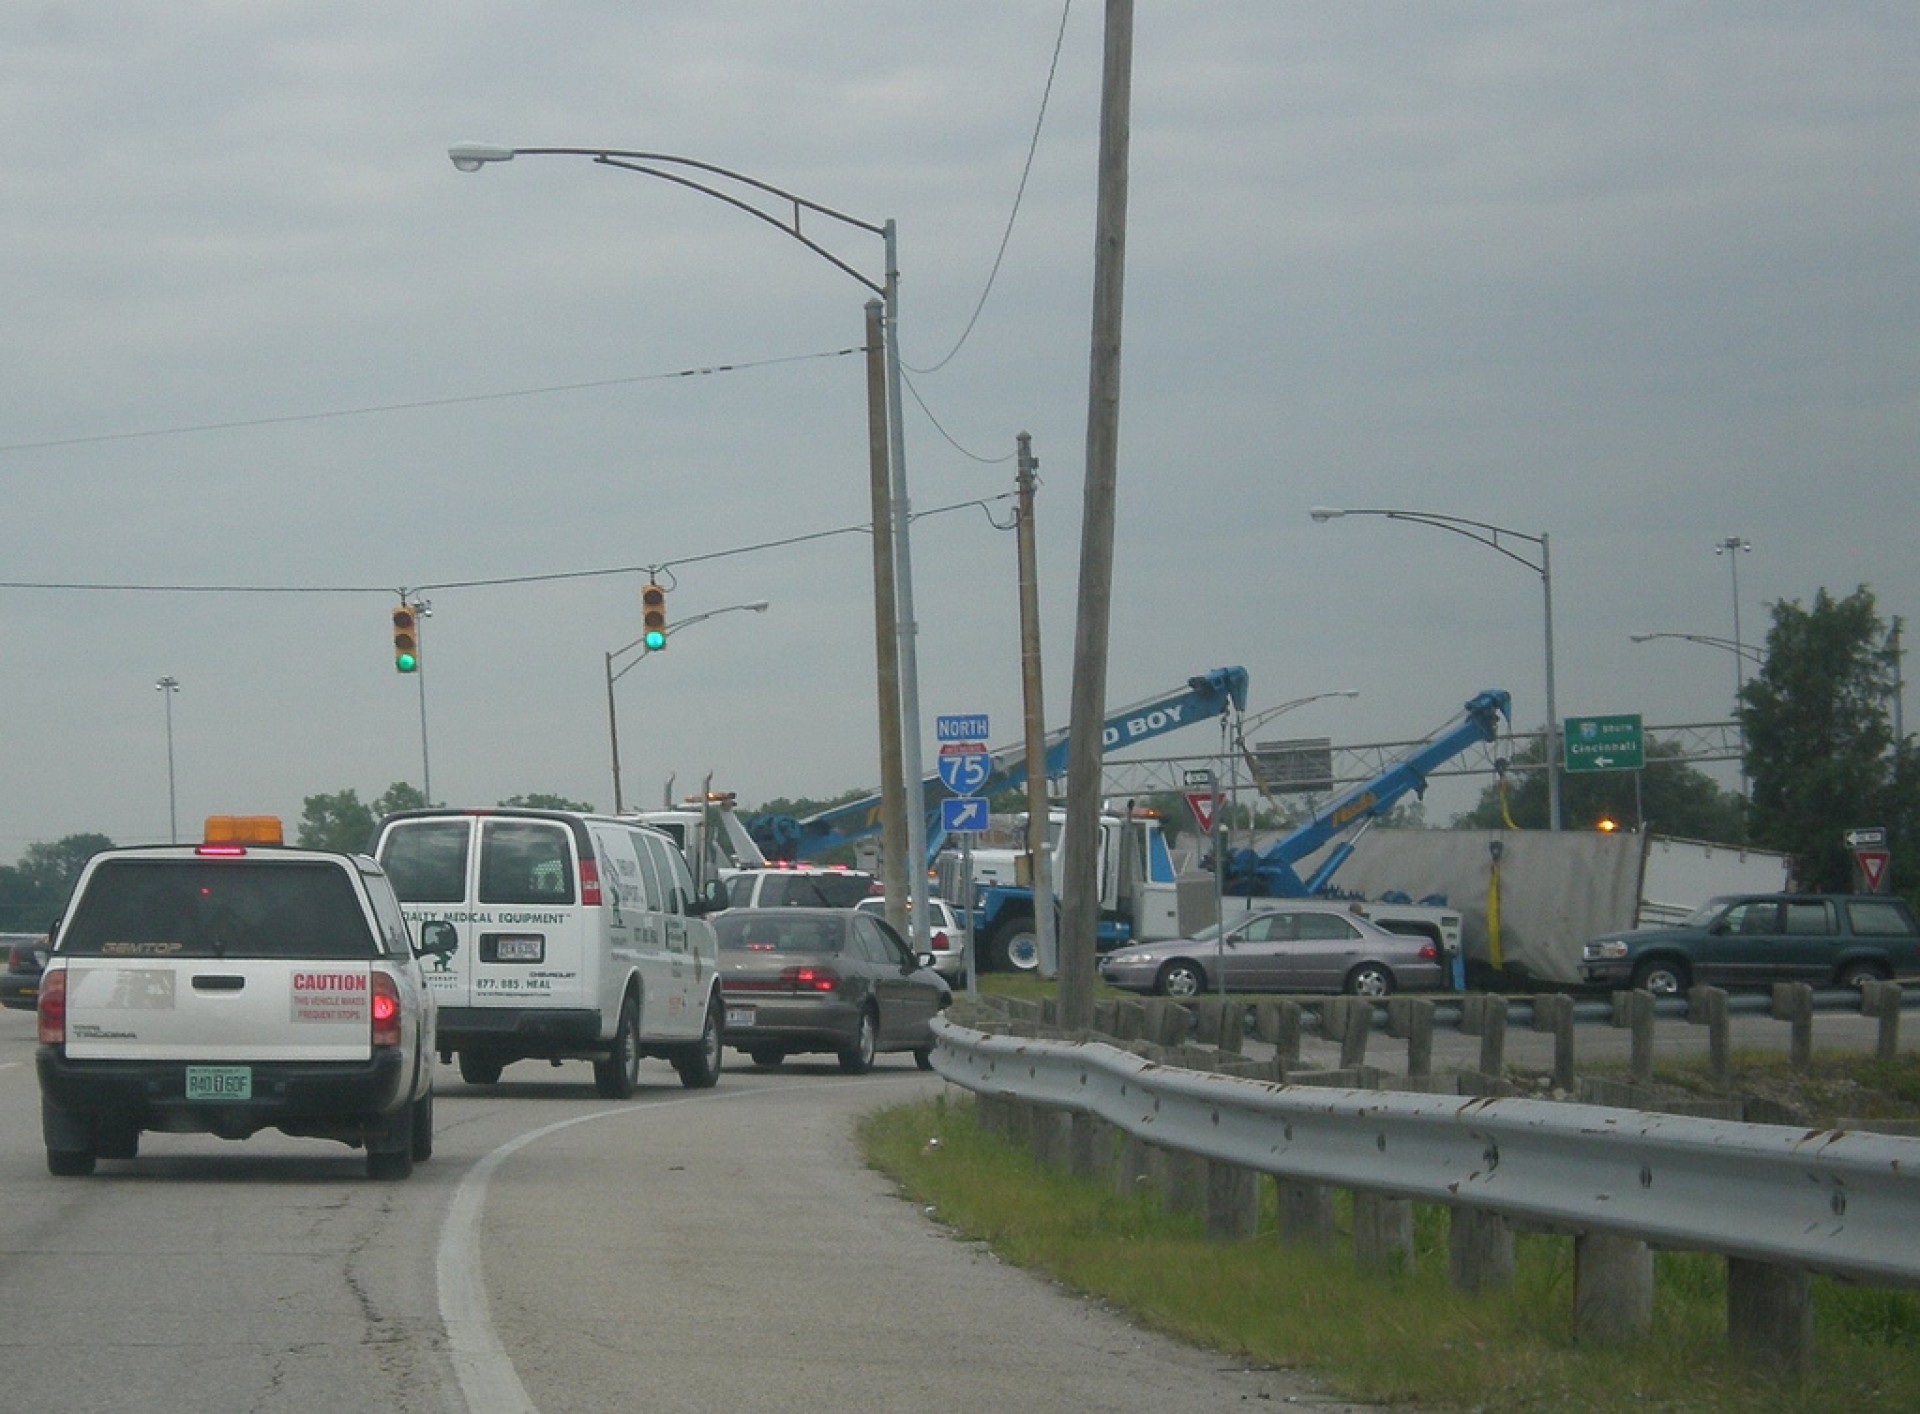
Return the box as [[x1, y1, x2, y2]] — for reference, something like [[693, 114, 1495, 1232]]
[[60, 960, 376, 1063]]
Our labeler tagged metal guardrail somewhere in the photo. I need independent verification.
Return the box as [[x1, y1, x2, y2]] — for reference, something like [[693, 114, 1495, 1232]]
[[929, 1014, 1920, 1287]]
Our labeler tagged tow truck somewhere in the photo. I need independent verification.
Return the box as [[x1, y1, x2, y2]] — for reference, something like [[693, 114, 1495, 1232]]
[[964, 690, 1511, 972]]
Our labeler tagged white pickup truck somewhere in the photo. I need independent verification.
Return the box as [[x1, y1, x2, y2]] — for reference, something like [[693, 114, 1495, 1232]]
[[34, 816, 455, 1180]]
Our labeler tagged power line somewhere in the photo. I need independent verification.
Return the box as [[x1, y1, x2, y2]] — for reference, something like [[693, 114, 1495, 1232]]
[[0, 492, 1014, 598], [0, 346, 862, 456]]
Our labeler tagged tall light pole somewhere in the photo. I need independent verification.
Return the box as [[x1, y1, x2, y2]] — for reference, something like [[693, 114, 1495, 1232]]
[[1630, 628, 1764, 799], [449, 141, 929, 942], [155, 676, 180, 844], [1312, 506, 1560, 830], [1235, 689, 1360, 817], [606, 600, 770, 814], [1714, 536, 1753, 794]]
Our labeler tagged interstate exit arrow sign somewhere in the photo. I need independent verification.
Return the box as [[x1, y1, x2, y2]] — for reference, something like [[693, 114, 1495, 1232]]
[[1563, 714, 1645, 773]]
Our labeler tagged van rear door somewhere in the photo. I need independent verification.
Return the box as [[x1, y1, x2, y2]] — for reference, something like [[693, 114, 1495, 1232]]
[[378, 816, 477, 1011]]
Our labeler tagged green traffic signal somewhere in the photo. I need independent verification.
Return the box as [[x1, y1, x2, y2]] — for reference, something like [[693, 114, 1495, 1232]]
[[392, 606, 419, 674], [641, 583, 668, 652]]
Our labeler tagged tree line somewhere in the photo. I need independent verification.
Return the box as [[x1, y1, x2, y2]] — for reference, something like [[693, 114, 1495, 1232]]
[[4, 583, 1912, 932]]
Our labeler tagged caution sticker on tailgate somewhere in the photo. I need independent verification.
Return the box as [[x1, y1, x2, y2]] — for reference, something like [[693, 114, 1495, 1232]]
[[291, 971, 370, 1024]]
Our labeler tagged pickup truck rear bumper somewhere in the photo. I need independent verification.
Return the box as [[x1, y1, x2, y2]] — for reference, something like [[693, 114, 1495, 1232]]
[[37, 1047, 408, 1136]]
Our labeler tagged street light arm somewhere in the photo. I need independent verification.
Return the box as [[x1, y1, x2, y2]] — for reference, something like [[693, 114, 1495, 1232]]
[[1239, 689, 1360, 739], [1630, 631, 1765, 666], [449, 143, 889, 298], [609, 600, 771, 682]]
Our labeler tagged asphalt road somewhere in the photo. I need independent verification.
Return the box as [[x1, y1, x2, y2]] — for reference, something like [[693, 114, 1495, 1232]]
[[0, 1009, 1370, 1413]]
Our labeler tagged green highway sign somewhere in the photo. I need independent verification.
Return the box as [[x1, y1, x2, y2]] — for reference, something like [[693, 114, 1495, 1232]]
[[1563, 714, 1644, 773]]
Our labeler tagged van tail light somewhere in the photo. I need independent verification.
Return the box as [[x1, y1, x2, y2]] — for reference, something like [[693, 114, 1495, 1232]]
[[371, 973, 403, 1047], [579, 857, 602, 906], [779, 965, 841, 993], [37, 970, 66, 1045]]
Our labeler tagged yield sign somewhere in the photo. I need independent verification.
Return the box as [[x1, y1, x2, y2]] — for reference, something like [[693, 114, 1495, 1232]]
[[1856, 849, 1890, 892], [1185, 792, 1220, 833]]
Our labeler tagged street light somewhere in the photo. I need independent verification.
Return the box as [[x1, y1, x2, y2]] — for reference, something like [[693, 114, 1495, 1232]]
[[1311, 505, 1561, 830], [1631, 628, 1764, 797], [155, 676, 180, 844], [450, 140, 929, 944], [606, 600, 770, 814], [1629, 631, 1764, 666]]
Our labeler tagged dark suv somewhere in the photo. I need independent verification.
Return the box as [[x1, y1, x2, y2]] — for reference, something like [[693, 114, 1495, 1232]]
[[1581, 893, 1920, 995]]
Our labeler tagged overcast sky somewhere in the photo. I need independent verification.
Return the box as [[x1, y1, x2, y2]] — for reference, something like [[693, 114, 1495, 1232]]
[[4, 3, 1916, 858]]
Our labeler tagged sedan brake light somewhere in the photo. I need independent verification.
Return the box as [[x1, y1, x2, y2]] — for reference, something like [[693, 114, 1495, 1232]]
[[929, 930, 951, 953], [779, 965, 840, 993], [1418, 943, 1439, 962]]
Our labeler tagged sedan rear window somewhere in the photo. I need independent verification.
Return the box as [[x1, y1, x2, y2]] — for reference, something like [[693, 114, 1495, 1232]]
[[716, 915, 843, 954], [60, 860, 377, 960]]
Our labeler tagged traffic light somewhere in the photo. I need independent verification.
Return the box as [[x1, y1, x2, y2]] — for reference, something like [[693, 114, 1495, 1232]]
[[392, 605, 419, 673], [641, 583, 668, 651]]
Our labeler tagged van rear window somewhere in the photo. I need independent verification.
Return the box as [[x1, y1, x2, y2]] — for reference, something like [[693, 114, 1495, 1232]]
[[479, 821, 576, 906], [60, 860, 377, 960], [380, 820, 470, 903]]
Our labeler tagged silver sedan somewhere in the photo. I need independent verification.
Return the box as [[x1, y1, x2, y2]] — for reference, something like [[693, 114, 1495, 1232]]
[[1099, 903, 1446, 998]]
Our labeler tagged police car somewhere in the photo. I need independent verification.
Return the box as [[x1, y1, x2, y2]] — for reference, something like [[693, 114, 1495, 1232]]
[[35, 816, 454, 1180]]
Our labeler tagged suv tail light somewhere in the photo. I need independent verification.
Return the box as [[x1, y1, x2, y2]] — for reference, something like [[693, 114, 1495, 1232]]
[[371, 973, 403, 1047], [37, 969, 66, 1045], [579, 857, 602, 906]]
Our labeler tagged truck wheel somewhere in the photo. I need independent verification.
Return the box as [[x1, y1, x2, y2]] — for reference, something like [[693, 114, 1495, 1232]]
[[43, 1097, 98, 1176], [410, 1091, 434, 1162], [1155, 961, 1205, 998], [594, 995, 643, 1099], [991, 922, 1040, 973], [1631, 957, 1689, 997], [458, 1051, 504, 1086], [675, 996, 724, 1090], [367, 1104, 416, 1180]]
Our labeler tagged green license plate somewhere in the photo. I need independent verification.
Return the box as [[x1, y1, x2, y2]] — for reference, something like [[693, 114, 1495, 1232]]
[[186, 1065, 252, 1101]]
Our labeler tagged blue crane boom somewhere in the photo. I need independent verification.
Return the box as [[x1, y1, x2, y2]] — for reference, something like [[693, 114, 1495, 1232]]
[[747, 667, 1250, 861], [1223, 689, 1511, 898]]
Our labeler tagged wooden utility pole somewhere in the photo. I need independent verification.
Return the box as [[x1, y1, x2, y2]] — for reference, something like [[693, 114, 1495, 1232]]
[[865, 299, 908, 930], [1014, 433, 1057, 977], [1059, 0, 1133, 1032]]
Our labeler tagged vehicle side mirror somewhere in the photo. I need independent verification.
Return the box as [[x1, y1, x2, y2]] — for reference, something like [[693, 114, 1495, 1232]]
[[416, 919, 459, 959], [917, 952, 937, 971], [687, 878, 727, 917]]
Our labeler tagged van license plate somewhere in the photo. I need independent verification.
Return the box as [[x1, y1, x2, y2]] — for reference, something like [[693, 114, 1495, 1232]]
[[186, 1066, 252, 1101], [724, 1007, 755, 1028]]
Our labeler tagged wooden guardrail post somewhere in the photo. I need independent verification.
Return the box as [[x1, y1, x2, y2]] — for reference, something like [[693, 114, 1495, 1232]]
[[1687, 986, 1732, 1086], [1612, 990, 1657, 1084], [1861, 980, 1903, 1062], [1068, 1111, 1114, 1184], [1252, 999, 1304, 1075], [1770, 982, 1814, 1071], [1574, 1232, 1653, 1342], [1460, 994, 1508, 1082], [1323, 997, 1372, 1069], [1531, 992, 1576, 1093], [1353, 1191, 1416, 1275], [1727, 1258, 1812, 1378], [1386, 996, 1435, 1077], [1273, 1178, 1334, 1249], [1448, 1207, 1514, 1292]]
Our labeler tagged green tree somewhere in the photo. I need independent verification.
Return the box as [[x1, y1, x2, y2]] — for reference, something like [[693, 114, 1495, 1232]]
[[376, 782, 430, 815], [500, 792, 595, 812], [298, 790, 375, 853], [1452, 737, 1745, 839], [1740, 586, 1903, 891], [0, 834, 114, 931]]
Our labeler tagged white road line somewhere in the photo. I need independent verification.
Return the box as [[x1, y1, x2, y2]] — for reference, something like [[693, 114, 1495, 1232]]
[[436, 1079, 881, 1414]]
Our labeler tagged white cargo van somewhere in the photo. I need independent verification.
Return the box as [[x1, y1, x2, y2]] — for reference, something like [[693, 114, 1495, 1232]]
[[373, 809, 724, 1096]]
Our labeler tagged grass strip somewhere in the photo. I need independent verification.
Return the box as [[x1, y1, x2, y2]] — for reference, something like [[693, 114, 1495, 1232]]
[[860, 1092, 1920, 1412]]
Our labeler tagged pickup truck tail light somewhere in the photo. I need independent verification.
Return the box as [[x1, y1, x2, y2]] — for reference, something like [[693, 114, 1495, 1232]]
[[370, 973, 403, 1047], [37, 969, 66, 1045]]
